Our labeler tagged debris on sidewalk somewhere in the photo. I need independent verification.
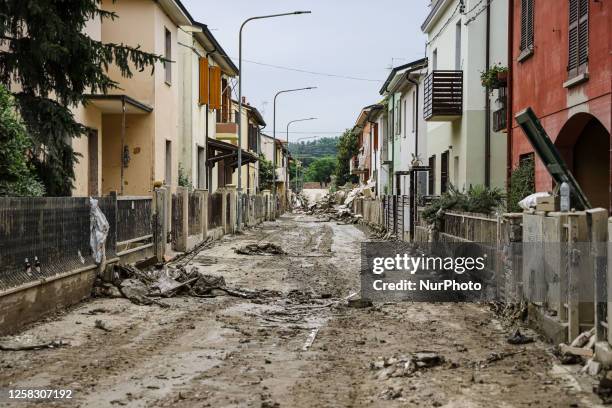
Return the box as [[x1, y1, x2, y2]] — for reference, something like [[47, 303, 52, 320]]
[[506, 328, 534, 345], [595, 371, 612, 403], [235, 242, 286, 256], [554, 328, 597, 367]]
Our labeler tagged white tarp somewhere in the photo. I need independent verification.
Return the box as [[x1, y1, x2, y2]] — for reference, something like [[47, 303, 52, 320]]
[[90, 197, 110, 264]]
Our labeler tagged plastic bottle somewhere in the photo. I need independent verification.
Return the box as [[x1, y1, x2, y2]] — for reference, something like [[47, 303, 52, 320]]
[[560, 182, 570, 212]]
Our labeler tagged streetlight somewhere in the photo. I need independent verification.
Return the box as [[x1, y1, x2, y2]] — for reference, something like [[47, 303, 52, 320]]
[[273, 87, 316, 196], [237, 11, 311, 229], [286, 118, 316, 194]]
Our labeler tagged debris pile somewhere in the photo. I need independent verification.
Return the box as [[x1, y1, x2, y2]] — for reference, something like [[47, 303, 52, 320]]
[[554, 327, 597, 367], [94, 262, 280, 307], [369, 352, 445, 380], [235, 242, 286, 256]]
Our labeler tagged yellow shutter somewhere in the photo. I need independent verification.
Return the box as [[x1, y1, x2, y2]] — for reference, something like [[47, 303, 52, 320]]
[[198, 58, 209, 105], [209, 66, 222, 110]]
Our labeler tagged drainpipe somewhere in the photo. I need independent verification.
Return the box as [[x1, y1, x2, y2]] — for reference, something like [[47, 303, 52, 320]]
[[506, 0, 514, 190], [484, 0, 491, 188], [407, 74, 420, 159]]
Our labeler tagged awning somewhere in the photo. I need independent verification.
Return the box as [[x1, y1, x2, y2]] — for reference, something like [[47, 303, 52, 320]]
[[84, 94, 153, 114], [207, 138, 258, 168]]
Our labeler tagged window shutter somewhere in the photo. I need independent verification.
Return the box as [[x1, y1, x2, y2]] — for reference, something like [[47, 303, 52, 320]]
[[568, 0, 588, 77], [198, 58, 209, 105], [441, 150, 449, 193], [578, 0, 589, 67], [520, 0, 534, 51], [520, 0, 528, 50], [526, 0, 534, 47], [428, 155, 436, 195], [209, 66, 222, 110]]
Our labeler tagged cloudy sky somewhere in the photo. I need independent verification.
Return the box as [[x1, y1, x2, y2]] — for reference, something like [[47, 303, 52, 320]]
[[182, 0, 428, 143]]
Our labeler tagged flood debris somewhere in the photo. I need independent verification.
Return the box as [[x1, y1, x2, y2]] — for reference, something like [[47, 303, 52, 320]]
[[595, 371, 612, 403], [94, 319, 112, 332], [370, 352, 445, 380], [302, 327, 319, 351], [0, 339, 68, 351], [506, 328, 534, 345], [379, 386, 403, 400], [235, 242, 285, 256], [554, 328, 597, 367], [347, 298, 373, 309], [94, 262, 281, 307]]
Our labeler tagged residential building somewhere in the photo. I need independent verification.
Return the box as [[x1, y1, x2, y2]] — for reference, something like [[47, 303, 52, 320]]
[[261, 134, 290, 206], [75, 0, 195, 196], [422, 0, 508, 195], [351, 104, 383, 185], [509, 0, 611, 210], [177, 22, 239, 191], [379, 58, 429, 197]]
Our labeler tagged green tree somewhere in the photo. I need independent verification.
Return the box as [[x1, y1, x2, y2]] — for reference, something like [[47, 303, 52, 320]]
[[0, 84, 44, 196], [335, 129, 359, 186], [305, 156, 337, 185], [507, 157, 535, 212], [258, 154, 275, 190], [0, 1, 166, 196]]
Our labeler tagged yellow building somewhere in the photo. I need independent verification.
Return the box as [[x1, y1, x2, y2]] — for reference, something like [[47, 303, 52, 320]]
[[72, 0, 193, 196]]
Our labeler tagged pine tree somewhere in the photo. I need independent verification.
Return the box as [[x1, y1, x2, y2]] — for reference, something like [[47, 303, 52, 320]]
[[0, 0, 166, 196]]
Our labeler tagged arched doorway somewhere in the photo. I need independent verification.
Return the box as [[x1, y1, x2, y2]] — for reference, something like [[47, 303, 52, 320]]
[[555, 113, 610, 210]]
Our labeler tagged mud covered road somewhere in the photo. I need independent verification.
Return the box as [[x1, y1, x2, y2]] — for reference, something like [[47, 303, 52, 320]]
[[0, 214, 603, 407]]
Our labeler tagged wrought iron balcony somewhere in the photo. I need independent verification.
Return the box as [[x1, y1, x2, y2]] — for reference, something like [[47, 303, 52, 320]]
[[423, 70, 463, 121]]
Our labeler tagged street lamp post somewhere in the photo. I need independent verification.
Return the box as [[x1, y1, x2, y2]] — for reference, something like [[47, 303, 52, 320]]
[[238, 11, 311, 230], [286, 118, 316, 193], [272, 87, 316, 196]]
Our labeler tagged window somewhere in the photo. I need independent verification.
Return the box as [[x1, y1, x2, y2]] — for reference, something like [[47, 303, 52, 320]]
[[394, 98, 401, 136], [441, 150, 449, 193], [432, 49, 438, 70], [197, 146, 206, 189], [428, 155, 436, 195], [519, 0, 535, 56], [455, 21, 462, 70], [568, 0, 589, 78], [403, 99, 407, 138], [164, 28, 172, 84], [165, 140, 172, 185]]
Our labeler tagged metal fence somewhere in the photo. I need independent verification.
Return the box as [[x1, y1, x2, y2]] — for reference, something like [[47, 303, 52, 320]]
[[0, 197, 116, 291], [208, 192, 224, 229], [116, 196, 153, 245], [188, 193, 202, 236], [171, 193, 183, 249]]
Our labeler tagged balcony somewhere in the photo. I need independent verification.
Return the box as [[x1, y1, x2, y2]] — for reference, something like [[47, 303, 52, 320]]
[[423, 70, 463, 121]]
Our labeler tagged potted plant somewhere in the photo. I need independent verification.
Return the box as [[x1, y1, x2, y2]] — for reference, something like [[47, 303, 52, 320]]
[[480, 64, 508, 90]]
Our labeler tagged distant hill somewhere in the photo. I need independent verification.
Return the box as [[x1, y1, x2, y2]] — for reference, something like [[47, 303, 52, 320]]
[[288, 137, 338, 167]]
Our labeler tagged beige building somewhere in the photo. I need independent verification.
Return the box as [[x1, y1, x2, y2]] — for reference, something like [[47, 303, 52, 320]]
[[72, 0, 194, 196], [177, 22, 239, 192]]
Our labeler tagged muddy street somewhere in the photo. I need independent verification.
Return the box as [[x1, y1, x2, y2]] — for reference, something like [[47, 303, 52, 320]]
[[0, 215, 602, 407]]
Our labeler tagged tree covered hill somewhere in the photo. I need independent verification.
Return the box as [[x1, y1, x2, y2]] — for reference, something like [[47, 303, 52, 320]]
[[288, 136, 338, 167]]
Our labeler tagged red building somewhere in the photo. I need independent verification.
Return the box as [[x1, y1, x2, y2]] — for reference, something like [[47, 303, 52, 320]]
[[509, 0, 611, 210]]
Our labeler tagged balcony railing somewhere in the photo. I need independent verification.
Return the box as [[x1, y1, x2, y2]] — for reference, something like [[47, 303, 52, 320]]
[[423, 70, 463, 121]]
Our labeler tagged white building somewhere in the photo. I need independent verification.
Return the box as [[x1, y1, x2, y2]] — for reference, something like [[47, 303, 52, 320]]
[[422, 0, 508, 194]]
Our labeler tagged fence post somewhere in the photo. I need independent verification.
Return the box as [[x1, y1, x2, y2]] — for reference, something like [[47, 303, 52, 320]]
[[587, 209, 608, 342], [226, 184, 237, 234], [262, 189, 271, 220], [153, 188, 166, 263], [567, 213, 581, 341], [198, 189, 209, 240], [176, 186, 189, 252]]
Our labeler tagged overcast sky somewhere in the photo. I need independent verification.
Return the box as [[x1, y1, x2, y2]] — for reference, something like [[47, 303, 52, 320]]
[[182, 0, 428, 143]]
